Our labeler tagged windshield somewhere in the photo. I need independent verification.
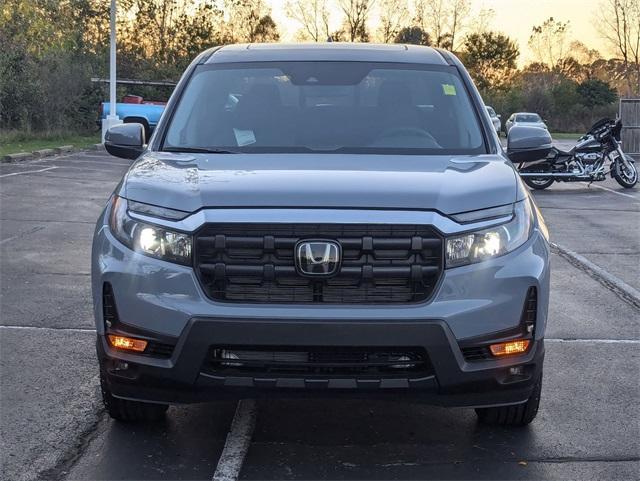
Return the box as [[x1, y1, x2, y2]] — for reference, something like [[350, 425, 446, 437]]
[[515, 114, 541, 123], [486, 106, 496, 116], [162, 62, 485, 155]]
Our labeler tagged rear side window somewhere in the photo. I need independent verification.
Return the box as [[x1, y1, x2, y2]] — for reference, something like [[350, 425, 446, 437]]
[[163, 62, 486, 155]]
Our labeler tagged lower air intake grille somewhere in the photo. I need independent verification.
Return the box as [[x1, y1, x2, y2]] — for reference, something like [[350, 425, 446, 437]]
[[144, 341, 175, 358], [461, 346, 492, 361], [194, 223, 443, 304], [205, 346, 432, 377], [102, 282, 118, 327], [522, 287, 537, 332]]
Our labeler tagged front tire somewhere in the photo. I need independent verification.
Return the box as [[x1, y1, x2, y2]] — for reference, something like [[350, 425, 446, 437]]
[[100, 371, 168, 422], [475, 373, 542, 426], [522, 177, 554, 190], [613, 155, 638, 188]]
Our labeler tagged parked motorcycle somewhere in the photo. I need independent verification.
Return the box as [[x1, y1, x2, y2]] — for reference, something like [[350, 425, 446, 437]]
[[516, 118, 638, 190]]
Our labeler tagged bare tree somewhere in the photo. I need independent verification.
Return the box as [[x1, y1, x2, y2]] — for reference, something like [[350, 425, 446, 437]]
[[286, 0, 331, 41], [467, 7, 495, 35], [570, 41, 602, 65], [414, 0, 445, 47], [224, 0, 279, 43], [119, 1, 225, 66], [377, 0, 408, 43], [413, 0, 470, 50], [566, 41, 603, 81], [130, 0, 190, 64], [448, 0, 470, 50], [338, 0, 376, 42], [528, 17, 571, 69], [597, 0, 640, 96]]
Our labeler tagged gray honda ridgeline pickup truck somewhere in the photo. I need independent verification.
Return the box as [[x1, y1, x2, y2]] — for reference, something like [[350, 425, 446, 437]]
[[94, 43, 552, 426]]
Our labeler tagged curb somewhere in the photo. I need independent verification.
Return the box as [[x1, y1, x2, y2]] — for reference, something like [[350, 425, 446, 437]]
[[32, 148, 57, 158], [551, 242, 640, 309], [1, 143, 103, 163], [55, 145, 74, 153], [1, 152, 32, 162]]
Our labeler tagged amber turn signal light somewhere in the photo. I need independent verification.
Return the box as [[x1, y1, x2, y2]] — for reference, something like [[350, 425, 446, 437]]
[[489, 339, 530, 357], [108, 334, 148, 352]]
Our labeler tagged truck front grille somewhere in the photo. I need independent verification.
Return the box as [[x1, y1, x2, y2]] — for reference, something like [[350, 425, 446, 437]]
[[194, 223, 443, 303]]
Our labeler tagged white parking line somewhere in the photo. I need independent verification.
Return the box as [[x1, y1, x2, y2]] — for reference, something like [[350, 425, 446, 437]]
[[48, 158, 131, 166], [212, 399, 257, 481], [582, 182, 639, 200], [0, 225, 45, 245], [0, 325, 96, 333], [546, 338, 639, 344], [0, 166, 59, 178], [0, 152, 79, 167]]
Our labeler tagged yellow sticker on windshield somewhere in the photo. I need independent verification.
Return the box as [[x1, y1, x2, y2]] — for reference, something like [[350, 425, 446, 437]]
[[442, 84, 457, 96]]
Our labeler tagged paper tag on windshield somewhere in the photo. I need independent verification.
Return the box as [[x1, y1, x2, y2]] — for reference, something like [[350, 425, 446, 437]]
[[442, 84, 457, 96], [233, 128, 256, 146]]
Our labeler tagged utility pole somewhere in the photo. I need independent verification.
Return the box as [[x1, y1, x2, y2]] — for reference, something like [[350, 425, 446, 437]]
[[101, 0, 122, 142]]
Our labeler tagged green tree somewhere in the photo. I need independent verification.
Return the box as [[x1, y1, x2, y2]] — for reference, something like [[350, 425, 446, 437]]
[[462, 32, 519, 91], [394, 26, 431, 45], [0, 0, 108, 131], [577, 79, 618, 108]]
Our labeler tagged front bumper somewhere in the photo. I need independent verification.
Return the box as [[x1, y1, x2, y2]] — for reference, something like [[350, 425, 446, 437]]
[[93, 207, 550, 407], [99, 318, 545, 408]]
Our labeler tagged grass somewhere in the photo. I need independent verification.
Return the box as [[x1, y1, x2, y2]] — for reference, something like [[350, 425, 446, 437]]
[[0, 131, 101, 157], [550, 132, 582, 140]]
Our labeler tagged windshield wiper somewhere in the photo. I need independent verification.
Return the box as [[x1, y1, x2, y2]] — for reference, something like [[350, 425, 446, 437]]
[[162, 147, 238, 154]]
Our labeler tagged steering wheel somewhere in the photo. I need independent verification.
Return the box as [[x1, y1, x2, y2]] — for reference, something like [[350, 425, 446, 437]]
[[377, 127, 441, 147]]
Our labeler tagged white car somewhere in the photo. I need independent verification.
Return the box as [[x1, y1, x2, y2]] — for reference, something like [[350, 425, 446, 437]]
[[485, 106, 501, 134], [505, 112, 548, 135]]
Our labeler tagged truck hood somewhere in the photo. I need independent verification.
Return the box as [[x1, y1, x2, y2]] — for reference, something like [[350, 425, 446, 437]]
[[122, 153, 520, 215]]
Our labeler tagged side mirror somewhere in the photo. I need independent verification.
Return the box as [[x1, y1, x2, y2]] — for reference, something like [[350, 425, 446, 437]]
[[497, 114, 501, 119], [104, 123, 145, 160], [506, 125, 552, 163]]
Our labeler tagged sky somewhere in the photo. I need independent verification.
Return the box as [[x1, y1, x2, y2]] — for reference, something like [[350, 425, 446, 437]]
[[267, 0, 608, 65]]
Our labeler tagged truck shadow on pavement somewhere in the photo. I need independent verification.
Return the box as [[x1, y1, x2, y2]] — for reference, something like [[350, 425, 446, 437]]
[[67, 401, 237, 480], [66, 346, 640, 481]]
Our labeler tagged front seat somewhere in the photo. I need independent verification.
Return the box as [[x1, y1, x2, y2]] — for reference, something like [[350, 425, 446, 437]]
[[377, 80, 422, 131], [233, 84, 291, 147]]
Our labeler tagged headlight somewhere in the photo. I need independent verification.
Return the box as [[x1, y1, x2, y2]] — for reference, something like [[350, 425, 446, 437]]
[[446, 200, 534, 268], [108, 196, 192, 265]]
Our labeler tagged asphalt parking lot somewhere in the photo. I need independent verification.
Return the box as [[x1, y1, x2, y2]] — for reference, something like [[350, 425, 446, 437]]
[[1, 145, 638, 481]]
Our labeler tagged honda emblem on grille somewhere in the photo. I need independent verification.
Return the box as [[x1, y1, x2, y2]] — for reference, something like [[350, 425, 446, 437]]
[[295, 240, 341, 276]]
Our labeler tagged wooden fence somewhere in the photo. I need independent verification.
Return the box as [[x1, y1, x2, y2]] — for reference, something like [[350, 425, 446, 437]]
[[619, 98, 640, 160]]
